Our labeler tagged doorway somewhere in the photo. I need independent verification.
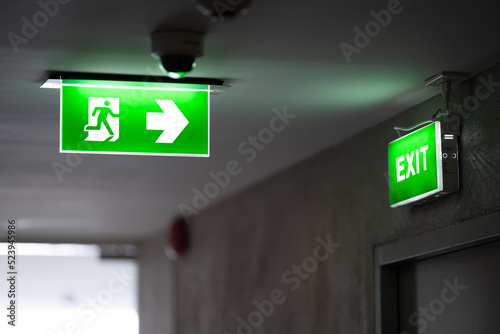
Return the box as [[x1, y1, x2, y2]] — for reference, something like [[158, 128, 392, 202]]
[[375, 212, 500, 334]]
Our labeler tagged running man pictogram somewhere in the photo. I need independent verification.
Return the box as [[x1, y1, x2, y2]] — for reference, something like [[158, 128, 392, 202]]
[[84, 98, 120, 142]]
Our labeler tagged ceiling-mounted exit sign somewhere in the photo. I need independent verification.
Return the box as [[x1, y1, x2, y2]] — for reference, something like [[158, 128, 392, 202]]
[[388, 121, 460, 208], [57, 79, 210, 157]]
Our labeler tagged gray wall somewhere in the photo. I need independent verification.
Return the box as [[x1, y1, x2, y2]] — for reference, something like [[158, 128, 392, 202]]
[[139, 64, 500, 334]]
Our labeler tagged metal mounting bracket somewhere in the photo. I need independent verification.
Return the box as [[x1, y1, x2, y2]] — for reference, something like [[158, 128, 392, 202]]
[[425, 71, 471, 115]]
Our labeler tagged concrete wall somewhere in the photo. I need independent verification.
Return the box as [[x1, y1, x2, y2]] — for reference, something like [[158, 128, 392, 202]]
[[139, 64, 500, 334]]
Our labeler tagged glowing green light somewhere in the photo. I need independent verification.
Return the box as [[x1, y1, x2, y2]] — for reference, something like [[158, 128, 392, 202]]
[[166, 72, 188, 79], [59, 79, 210, 157], [388, 122, 442, 207]]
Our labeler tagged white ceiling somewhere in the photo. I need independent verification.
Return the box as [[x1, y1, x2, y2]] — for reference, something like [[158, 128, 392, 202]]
[[1, 0, 500, 243]]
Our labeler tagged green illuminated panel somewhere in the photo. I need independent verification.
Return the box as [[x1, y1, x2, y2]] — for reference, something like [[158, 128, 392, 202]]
[[60, 79, 209, 157], [388, 122, 442, 207]]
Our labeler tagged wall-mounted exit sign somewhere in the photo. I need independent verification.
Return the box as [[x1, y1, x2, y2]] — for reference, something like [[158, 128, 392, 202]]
[[388, 120, 460, 208]]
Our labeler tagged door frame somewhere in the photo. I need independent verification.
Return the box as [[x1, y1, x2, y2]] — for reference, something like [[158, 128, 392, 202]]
[[374, 211, 500, 334]]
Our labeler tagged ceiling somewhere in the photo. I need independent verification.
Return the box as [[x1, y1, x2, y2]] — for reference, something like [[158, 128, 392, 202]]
[[1, 0, 500, 243]]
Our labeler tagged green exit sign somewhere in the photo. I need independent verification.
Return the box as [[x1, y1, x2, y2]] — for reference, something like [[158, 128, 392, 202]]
[[388, 121, 460, 208], [57, 79, 210, 157]]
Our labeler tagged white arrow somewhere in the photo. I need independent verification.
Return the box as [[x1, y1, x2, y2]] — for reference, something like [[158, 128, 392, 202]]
[[147, 100, 189, 144]]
